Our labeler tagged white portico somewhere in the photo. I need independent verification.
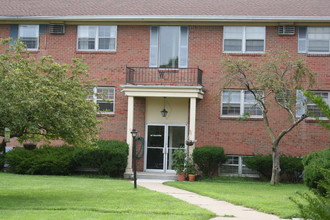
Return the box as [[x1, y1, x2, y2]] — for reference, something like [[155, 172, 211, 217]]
[[121, 85, 204, 176]]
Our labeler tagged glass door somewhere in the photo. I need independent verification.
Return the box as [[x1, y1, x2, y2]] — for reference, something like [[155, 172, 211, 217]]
[[146, 124, 186, 172], [146, 125, 165, 170]]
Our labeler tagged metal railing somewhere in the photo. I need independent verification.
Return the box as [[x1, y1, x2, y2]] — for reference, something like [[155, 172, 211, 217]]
[[126, 67, 203, 86]]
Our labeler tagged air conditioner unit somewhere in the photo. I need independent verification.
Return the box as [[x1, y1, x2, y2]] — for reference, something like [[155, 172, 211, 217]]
[[49, 24, 65, 34], [278, 26, 295, 35]]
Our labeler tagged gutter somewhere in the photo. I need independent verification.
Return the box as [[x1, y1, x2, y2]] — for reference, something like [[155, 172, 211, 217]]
[[0, 15, 330, 23]]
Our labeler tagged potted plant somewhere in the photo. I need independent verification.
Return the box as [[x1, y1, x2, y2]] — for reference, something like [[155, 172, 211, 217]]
[[186, 157, 197, 181], [172, 149, 186, 181]]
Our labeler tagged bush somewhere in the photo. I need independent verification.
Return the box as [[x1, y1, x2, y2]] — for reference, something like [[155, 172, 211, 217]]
[[72, 140, 128, 177], [5, 146, 76, 175], [292, 169, 330, 220], [243, 155, 303, 182], [192, 146, 226, 177], [303, 148, 330, 195]]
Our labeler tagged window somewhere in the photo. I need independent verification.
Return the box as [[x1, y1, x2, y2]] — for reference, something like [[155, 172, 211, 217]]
[[77, 25, 117, 51], [223, 26, 265, 53], [298, 27, 330, 53], [18, 25, 39, 50], [220, 155, 259, 177], [149, 26, 188, 68], [221, 89, 263, 117], [296, 90, 330, 118], [88, 87, 115, 113]]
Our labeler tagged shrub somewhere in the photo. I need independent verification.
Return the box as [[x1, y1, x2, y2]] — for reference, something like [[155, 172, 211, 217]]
[[73, 140, 128, 177], [5, 146, 76, 175], [243, 155, 303, 182], [303, 148, 330, 195], [292, 169, 330, 220], [192, 146, 226, 177], [172, 149, 185, 174]]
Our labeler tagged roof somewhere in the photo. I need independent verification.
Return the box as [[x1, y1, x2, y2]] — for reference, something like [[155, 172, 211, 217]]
[[0, 0, 329, 23]]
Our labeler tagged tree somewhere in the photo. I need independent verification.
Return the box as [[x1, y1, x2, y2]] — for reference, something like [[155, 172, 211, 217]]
[[0, 38, 99, 150], [222, 51, 315, 185], [303, 90, 330, 129]]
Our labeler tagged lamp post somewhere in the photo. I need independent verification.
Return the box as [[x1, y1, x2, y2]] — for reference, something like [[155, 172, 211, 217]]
[[131, 129, 138, 189]]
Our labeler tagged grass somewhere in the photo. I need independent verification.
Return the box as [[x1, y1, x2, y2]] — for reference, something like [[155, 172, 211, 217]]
[[165, 177, 308, 219], [0, 173, 215, 220]]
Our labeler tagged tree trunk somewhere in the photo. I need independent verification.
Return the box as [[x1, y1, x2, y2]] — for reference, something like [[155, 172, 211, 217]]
[[270, 143, 281, 185], [0, 139, 6, 154]]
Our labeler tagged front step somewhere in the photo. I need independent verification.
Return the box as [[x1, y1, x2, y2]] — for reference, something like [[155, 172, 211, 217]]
[[137, 172, 177, 181]]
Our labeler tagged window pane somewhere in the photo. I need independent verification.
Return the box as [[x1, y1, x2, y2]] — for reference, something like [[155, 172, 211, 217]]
[[159, 26, 179, 68], [78, 38, 95, 50], [308, 27, 330, 40], [308, 40, 329, 52], [223, 90, 240, 103], [245, 27, 265, 39], [246, 40, 264, 51], [78, 26, 97, 38], [98, 26, 111, 37], [222, 103, 240, 115], [224, 39, 242, 51], [20, 25, 38, 37], [244, 104, 262, 116], [20, 37, 37, 49], [99, 38, 110, 49], [97, 101, 114, 112], [244, 91, 256, 103], [224, 26, 243, 39]]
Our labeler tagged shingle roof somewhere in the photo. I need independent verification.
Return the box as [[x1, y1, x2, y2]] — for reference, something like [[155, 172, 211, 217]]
[[0, 0, 329, 20]]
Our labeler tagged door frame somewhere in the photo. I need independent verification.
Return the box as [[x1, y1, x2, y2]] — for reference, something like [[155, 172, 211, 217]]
[[144, 123, 187, 173]]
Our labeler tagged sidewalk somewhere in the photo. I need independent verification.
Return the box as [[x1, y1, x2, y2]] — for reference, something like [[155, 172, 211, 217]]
[[137, 179, 287, 220]]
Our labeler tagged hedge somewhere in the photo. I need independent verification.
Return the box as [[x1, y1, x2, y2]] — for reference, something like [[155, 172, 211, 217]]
[[73, 140, 129, 177], [192, 146, 226, 177], [243, 154, 303, 182], [5, 140, 129, 177], [303, 148, 330, 195]]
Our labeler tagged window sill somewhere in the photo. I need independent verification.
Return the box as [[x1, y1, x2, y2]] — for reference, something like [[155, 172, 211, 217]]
[[97, 114, 115, 117], [220, 116, 263, 121], [307, 53, 330, 57], [223, 53, 264, 56], [305, 118, 329, 123], [76, 51, 116, 54]]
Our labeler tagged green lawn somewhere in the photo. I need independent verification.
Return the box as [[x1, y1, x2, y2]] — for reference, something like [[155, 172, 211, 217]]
[[165, 177, 308, 219], [0, 173, 215, 220]]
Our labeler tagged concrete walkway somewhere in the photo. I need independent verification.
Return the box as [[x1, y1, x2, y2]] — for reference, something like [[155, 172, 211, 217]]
[[137, 179, 287, 220]]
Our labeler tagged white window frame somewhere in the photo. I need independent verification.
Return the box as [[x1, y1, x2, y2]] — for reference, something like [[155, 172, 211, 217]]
[[77, 25, 117, 51], [88, 87, 115, 114], [298, 27, 330, 54], [223, 26, 266, 53], [296, 90, 330, 119], [221, 89, 263, 118], [18, 24, 39, 50]]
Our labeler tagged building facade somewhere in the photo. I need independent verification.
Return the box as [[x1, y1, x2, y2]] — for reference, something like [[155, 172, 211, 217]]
[[0, 0, 329, 176]]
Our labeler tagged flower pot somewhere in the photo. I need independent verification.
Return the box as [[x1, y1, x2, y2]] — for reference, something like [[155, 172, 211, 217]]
[[177, 172, 186, 181], [188, 174, 196, 182]]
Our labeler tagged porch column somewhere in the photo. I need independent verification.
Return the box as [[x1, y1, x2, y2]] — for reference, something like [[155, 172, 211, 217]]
[[125, 96, 134, 176], [189, 97, 197, 155]]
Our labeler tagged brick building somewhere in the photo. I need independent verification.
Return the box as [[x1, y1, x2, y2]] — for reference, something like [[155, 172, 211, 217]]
[[0, 0, 329, 177]]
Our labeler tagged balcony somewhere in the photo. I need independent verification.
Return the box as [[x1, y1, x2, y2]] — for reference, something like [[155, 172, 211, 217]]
[[126, 67, 203, 86]]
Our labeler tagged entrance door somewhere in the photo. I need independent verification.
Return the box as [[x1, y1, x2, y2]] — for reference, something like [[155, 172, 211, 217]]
[[146, 124, 186, 172]]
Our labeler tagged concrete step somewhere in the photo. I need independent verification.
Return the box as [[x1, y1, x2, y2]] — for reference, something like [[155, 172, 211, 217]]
[[137, 172, 177, 181]]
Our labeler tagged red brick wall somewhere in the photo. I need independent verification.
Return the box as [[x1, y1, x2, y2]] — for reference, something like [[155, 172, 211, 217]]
[[1, 24, 329, 158]]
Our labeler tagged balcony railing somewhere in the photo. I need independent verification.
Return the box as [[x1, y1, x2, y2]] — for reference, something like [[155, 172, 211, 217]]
[[126, 67, 203, 86]]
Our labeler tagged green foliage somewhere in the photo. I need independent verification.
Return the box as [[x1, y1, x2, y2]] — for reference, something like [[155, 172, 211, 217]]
[[0, 38, 99, 148], [303, 90, 330, 129], [243, 155, 303, 182], [292, 170, 330, 220], [73, 140, 129, 177], [192, 146, 226, 177], [185, 157, 197, 175], [5, 146, 76, 175], [172, 149, 186, 174], [303, 148, 330, 195]]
